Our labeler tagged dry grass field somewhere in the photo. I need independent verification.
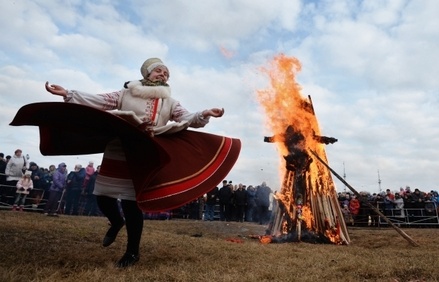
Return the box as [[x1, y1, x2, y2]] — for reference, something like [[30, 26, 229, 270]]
[[0, 210, 438, 282]]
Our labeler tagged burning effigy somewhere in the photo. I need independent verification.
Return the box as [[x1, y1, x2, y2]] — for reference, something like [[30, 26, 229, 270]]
[[256, 54, 350, 245]]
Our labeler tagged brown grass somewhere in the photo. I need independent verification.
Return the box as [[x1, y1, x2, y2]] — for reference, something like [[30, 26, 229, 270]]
[[0, 210, 438, 282]]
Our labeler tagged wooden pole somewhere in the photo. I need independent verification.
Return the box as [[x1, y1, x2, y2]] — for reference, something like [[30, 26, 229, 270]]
[[309, 149, 420, 247]]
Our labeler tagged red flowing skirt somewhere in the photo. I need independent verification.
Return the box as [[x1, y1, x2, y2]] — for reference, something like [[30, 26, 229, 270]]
[[10, 102, 241, 212]]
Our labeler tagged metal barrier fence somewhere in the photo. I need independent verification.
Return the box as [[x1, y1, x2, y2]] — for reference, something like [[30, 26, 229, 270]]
[[2, 180, 439, 227], [346, 201, 439, 227], [0, 183, 47, 212]]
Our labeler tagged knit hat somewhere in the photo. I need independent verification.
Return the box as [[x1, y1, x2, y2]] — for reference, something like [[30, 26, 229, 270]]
[[140, 58, 169, 79], [24, 170, 32, 176]]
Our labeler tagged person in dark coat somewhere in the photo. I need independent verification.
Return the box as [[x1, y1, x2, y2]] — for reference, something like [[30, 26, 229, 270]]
[[0, 153, 7, 203], [204, 186, 218, 221], [83, 165, 100, 216], [64, 164, 86, 215], [0, 153, 7, 186], [233, 183, 247, 222], [218, 180, 233, 221], [255, 181, 272, 225], [28, 162, 44, 189], [245, 185, 256, 222]]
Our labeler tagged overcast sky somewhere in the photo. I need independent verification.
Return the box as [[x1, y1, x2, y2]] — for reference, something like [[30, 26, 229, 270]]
[[1, 0, 438, 193]]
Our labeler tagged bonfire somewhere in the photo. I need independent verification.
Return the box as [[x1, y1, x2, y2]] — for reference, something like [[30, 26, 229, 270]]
[[257, 54, 350, 245]]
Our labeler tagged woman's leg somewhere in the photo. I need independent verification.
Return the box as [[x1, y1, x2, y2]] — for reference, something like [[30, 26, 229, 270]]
[[120, 199, 143, 255], [116, 199, 143, 267], [96, 195, 125, 247]]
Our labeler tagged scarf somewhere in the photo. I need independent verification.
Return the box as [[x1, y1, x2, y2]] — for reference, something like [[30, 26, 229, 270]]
[[124, 79, 169, 88]]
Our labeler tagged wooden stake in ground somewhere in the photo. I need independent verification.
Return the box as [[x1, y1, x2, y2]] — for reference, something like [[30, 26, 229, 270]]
[[309, 149, 420, 247]]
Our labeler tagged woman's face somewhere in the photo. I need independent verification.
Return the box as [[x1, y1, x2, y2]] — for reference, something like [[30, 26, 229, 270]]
[[148, 66, 169, 83]]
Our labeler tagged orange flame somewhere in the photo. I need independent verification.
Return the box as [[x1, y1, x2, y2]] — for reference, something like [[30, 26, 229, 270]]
[[257, 54, 322, 154], [257, 54, 348, 245]]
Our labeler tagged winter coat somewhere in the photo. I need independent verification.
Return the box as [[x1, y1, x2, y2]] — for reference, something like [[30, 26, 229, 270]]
[[50, 163, 67, 192], [205, 187, 218, 205], [85, 165, 95, 181], [218, 185, 233, 204], [411, 190, 425, 202], [5, 155, 27, 181], [246, 188, 256, 206], [66, 168, 86, 191], [255, 185, 272, 207], [349, 198, 361, 215], [85, 171, 98, 195], [234, 188, 247, 206], [394, 197, 404, 209], [29, 162, 44, 189], [16, 177, 33, 195], [0, 160, 6, 183]]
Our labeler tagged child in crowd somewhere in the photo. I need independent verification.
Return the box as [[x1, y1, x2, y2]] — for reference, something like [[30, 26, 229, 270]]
[[12, 170, 33, 211]]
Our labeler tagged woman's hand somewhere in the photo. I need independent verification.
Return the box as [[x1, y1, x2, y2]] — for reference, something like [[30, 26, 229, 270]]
[[202, 108, 224, 118], [45, 81, 68, 97]]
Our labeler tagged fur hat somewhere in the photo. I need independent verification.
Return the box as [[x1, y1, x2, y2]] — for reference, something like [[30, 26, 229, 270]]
[[24, 170, 32, 176], [140, 58, 169, 79]]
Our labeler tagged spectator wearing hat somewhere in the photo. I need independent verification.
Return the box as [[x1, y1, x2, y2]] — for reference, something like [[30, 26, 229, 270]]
[[4, 149, 27, 205], [83, 161, 95, 189], [411, 188, 425, 204], [5, 149, 27, 185], [218, 180, 233, 221], [12, 170, 33, 211], [29, 162, 44, 189], [393, 193, 405, 217], [349, 195, 361, 222], [83, 165, 101, 216], [43, 163, 67, 216], [383, 189, 395, 216], [411, 188, 425, 216]]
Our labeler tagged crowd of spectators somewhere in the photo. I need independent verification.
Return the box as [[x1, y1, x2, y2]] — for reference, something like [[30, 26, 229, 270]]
[[338, 186, 439, 225], [0, 149, 100, 217], [5, 149, 437, 227], [1, 149, 275, 224], [175, 180, 273, 224]]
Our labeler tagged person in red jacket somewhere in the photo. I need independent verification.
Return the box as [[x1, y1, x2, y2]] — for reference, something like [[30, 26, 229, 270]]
[[349, 195, 361, 222]]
